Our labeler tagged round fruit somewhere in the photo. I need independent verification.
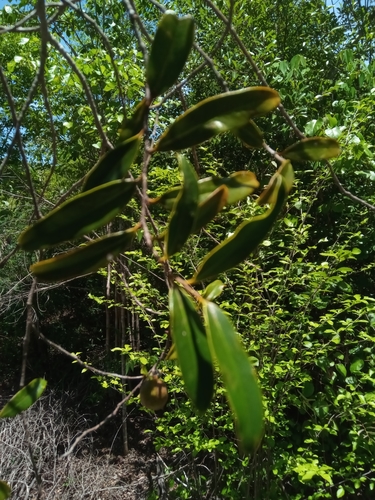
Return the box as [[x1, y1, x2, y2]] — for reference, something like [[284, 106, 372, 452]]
[[140, 375, 168, 411]]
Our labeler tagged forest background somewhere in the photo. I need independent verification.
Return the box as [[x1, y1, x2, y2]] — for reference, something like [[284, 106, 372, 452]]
[[0, 0, 375, 499]]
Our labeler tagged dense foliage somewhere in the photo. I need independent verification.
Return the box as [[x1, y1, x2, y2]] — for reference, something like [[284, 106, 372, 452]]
[[1, 0, 375, 499]]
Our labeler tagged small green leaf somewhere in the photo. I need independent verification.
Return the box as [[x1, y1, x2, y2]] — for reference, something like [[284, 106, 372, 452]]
[[118, 99, 148, 141], [153, 170, 259, 210], [155, 87, 280, 151], [281, 137, 341, 161], [192, 185, 228, 233], [0, 481, 11, 500], [350, 359, 364, 373], [201, 280, 225, 301], [203, 301, 263, 452], [146, 11, 194, 98], [192, 164, 293, 283], [83, 133, 142, 191], [18, 179, 138, 251], [164, 155, 198, 258], [30, 227, 139, 282], [336, 486, 345, 498], [0, 378, 47, 418], [169, 287, 214, 411], [233, 119, 264, 149]]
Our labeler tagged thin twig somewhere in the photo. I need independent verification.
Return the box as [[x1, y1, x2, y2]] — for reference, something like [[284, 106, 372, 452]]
[[61, 0, 126, 111], [20, 279, 37, 388], [37, 330, 143, 381], [47, 33, 112, 150], [61, 379, 143, 457]]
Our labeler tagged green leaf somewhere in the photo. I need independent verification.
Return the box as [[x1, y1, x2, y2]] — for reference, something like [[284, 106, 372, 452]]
[[192, 185, 228, 233], [146, 11, 194, 99], [337, 486, 345, 498], [30, 227, 139, 282], [169, 287, 214, 411], [0, 481, 11, 500], [350, 358, 364, 373], [192, 164, 294, 283], [281, 137, 341, 161], [203, 301, 263, 452], [83, 133, 142, 191], [0, 378, 47, 418], [164, 155, 198, 258], [336, 363, 347, 377], [233, 119, 264, 149], [155, 87, 280, 151], [18, 179, 138, 251], [153, 170, 259, 210], [118, 99, 148, 141], [201, 280, 225, 301]]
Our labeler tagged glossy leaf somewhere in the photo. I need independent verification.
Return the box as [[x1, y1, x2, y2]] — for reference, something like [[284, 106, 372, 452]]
[[281, 137, 341, 161], [203, 301, 263, 452], [192, 164, 294, 283], [83, 133, 142, 191], [155, 87, 280, 151], [0, 378, 47, 418], [152, 170, 259, 210], [201, 280, 225, 301], [30, 227, 138, 282], [118, 99, 148, 141], [18, 180, 138, 251], [192, 185, 228, 233], [0, 481, 11, 500], [146, 11, 194, 99], [233, 119, 264, 149], [164, 155, 198, 258], [257, 160, 294, 206], [169, 287, 214, 411]]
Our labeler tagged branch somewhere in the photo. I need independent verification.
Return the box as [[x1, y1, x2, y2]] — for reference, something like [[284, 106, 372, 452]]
[[61, 378, 143, 457], [37, 329, 143, 381], [47, 33, 113, 150]]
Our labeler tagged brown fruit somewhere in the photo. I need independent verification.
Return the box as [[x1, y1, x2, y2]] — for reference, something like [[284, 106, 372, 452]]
[[140, 375, 168, 411]]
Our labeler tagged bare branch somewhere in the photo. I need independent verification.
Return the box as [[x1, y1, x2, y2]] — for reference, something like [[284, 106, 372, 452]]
[[47, 33, 113, 150], [61, 379, 143, 457], [37, 330, 143, 381]]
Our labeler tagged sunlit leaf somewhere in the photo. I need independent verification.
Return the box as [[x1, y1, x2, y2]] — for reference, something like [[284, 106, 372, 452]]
[[233, 119, 264, 149], [30, 227, 139, 282], [203, 301, 263, 452], [201, 280, 225, 301], [155, 87, 280, 151], [0, 481, 11, 500], [164, 155, 198, 258], [152, 170, 259, 210], [18, 179, 138, 251], [281, 137, 341, 161], [169, 287, 213, 411], [83, 133, 142, 191], [192, 185, 228, 233], [146, 11, 194, 99], [350, 358, 364, 373], [0, 378, 47, 418], [192, 164, 294, 282]]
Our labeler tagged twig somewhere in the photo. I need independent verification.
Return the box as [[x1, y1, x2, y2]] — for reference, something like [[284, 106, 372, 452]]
[[205, 0, 375, 213], [61, 0, 126, 111], [47, 33, 112, 150], [0, 245, 20, 269], [36, 330, 143, 381], [20, 279, 37, 388], [61, 379, 143, 457]]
